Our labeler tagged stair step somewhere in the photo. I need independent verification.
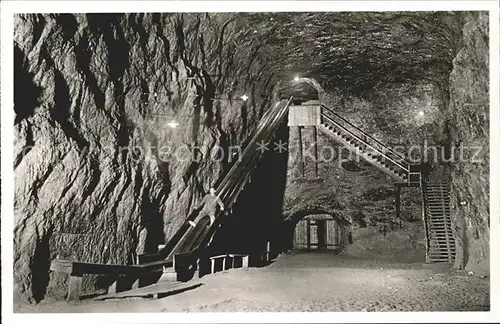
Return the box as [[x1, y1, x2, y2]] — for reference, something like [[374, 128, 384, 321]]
[[430, 243, 456, 247], [430, 244, 456, 248], [429, 256, 454, 259], [430, 244, 455, 247], [429, 253, 455, 256]]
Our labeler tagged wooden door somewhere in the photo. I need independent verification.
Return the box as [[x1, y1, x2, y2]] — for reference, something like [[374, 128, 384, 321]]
[[293, 219, 308, 249], [326, 219, 340, 249], [317, 220, 326, 249], [309, 220, 318, 249]]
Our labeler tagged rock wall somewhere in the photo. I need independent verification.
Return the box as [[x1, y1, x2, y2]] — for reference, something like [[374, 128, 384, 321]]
[[14, 13, 280, 302], [13, 11, 489, 303], [447, 12, 489, 275]]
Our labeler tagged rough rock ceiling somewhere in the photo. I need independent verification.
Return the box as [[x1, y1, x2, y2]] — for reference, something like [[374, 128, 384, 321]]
[[241, 12, 463, 93]]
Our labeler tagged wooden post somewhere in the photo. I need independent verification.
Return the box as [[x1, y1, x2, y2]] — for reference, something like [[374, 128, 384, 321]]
[[242, 255, 249, 268], [67, 275, 83, 301], [108, 279, 118, 294], [132, 278, 140, 290], [298, 126, 304, 177], [313, 126, 319, 178], [395, 185, 401, 223], [211, 259, 215, 274]]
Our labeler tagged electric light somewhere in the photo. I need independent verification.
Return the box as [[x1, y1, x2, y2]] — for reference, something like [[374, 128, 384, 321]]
[[167, 120, 179, 128]]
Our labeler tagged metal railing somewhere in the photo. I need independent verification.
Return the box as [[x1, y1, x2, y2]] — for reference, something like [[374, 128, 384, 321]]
[[320, 110, 410, 174], [321, 105, 410, 171]]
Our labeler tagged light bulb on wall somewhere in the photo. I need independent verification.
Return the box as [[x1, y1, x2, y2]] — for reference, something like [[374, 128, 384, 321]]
[[241, 94, 249, 101], [418, 111, 425, 116], [294, 75, 300, 82], [167, 120, 179, 128]]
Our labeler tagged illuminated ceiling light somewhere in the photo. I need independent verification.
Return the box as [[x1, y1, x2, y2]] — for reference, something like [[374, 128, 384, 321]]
[[418, 111, 425, 116], [167, 120, 179, 128], [241, 94, 249, 101], [293, 76, 300, 82]]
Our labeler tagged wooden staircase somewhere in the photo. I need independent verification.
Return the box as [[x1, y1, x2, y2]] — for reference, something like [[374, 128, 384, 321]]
[[319, 104, 421, 184], [424, 182, 455, 263]]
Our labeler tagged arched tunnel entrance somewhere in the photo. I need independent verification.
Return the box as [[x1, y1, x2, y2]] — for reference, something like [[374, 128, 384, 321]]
[[293, 213, 342, 252], [281, 211, 351, 255]]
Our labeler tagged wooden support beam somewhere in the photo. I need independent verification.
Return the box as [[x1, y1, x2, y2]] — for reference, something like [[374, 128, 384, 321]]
[[313, 126, 319, 178], [132, 278, 140, 290], [395, 185, 401, 223], [67, 275, 82, 301], [298, 126, 304, 177], [241, 255, 249, 268], [108, 279, 118, 294]]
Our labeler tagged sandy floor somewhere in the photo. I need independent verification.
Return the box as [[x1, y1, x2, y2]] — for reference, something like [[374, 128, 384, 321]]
[[15, 252, 489, 312]]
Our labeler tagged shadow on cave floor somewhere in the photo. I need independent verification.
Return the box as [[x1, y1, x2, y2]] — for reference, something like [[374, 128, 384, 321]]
[[269, 251, 433, 271], [15, 251, 489, 313]]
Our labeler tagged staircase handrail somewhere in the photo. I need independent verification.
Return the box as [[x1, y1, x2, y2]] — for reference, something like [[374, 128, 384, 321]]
[[150, 99, 285, 261], [199, 98, 292, 248], [165, 98, 293, 260], [216, 99, 289, 196], [320, 104, 410, 166], [321, 113, 409, 172]]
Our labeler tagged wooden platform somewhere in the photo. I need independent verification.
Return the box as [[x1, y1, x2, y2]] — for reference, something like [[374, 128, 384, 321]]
[[93, 279, 203, 301]]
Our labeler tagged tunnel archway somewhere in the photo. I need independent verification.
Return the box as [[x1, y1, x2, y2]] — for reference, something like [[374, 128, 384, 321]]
[[293, 213, 342, 252], [280, 209, 351, 254]]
